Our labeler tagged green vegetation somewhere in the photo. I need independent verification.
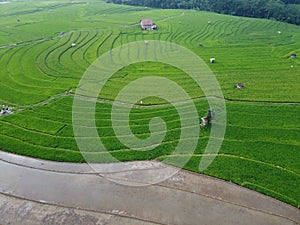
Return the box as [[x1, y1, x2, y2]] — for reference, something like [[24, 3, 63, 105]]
[[110, 0, 300, 25], [0, 0, 299, 207]]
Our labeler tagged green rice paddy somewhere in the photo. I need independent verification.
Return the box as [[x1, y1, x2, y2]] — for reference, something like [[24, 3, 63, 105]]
[[0, 0, 299, 207]]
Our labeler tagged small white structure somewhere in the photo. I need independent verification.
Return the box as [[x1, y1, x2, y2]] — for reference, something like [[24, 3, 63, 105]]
[[144, 40, 149, 45], [210, 58, 215, 63], [200, 109, 215, 127], [277, 31, 282, 34], [140, 100, 143, 105], [236, 83, 245, 89], [71, 43, 76, 47], [200, 117, 208, 127], [0, 105, 13, 116]]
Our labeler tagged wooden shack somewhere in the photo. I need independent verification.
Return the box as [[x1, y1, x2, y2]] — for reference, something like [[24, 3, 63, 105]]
[[140, 19, 157, 30]]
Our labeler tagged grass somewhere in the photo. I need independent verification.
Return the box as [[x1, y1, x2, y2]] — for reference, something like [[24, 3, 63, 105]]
[[0, 0, 299, 208]]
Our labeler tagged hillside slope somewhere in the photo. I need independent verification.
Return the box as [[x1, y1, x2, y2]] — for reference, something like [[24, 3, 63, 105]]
[[0, 0, 299, 208]]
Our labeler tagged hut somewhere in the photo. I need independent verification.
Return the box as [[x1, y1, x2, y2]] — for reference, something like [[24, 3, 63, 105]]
[[210, 58, 215, 63], [140, 19, 157, 30], [236, 83, 245, 89], [0, 105, 13, 116], [200, 109, 215, 127], [200, 117, 209, 127]]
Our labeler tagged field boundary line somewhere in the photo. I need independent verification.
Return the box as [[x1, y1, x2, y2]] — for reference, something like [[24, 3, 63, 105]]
[[165, 153, 300, 177]]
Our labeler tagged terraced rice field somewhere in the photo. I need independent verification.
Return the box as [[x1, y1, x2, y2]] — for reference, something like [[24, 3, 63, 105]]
[[0, 0, 299, 207]]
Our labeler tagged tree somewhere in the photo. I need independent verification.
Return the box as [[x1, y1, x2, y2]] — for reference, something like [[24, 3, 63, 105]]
[[110, 0, 300, 25]]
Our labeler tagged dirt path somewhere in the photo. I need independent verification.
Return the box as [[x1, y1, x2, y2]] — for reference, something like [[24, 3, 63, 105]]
[[0, 151, 299, 225]]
